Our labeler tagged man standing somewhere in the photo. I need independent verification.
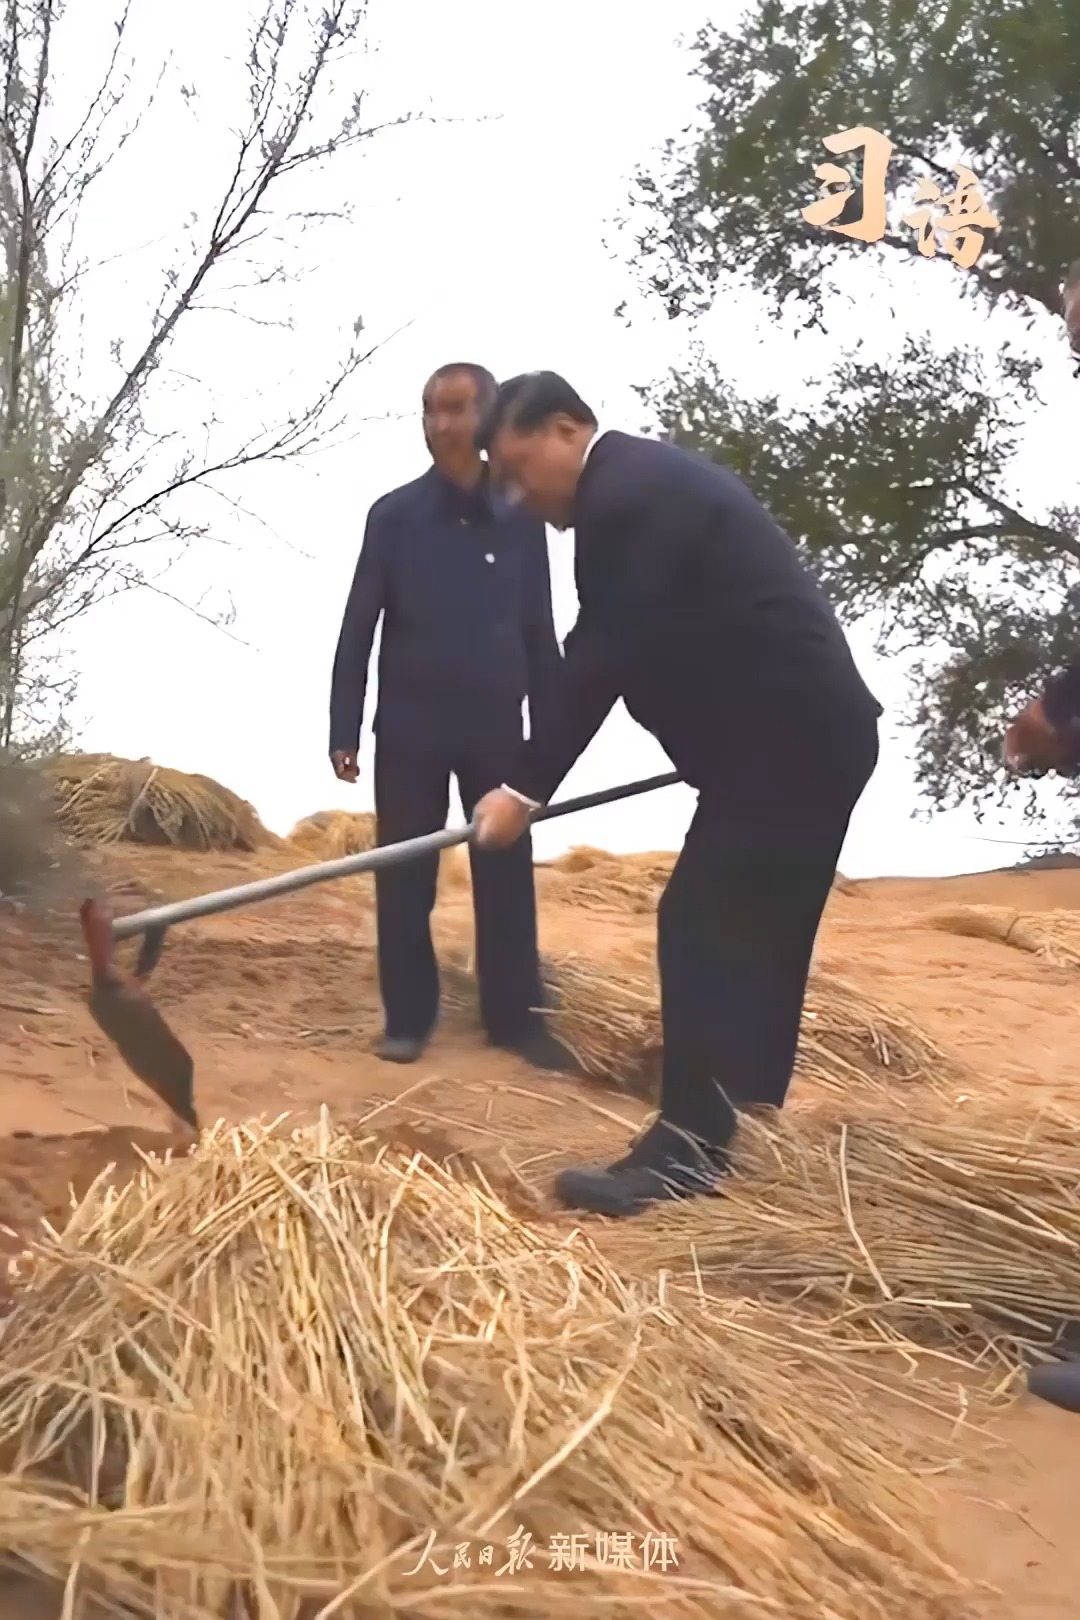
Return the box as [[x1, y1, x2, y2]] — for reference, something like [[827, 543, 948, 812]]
[[1004, 671, 1080, 777], [330, 363, 568, 1070], [1004, 266, 1080, 1409], [473, 371, 881, 1216], [1003, 257, 1080, 785], [1005, 691, 1080, 1414]]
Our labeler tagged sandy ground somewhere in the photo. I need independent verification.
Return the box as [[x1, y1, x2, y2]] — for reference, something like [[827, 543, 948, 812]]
[[1, 846, 1080, 1615]]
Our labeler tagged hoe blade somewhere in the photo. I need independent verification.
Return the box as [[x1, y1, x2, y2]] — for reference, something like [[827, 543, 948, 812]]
[[80, 899, 198, 1132]]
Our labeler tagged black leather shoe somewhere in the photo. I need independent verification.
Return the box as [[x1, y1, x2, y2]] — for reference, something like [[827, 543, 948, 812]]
[[554, 1158, 723, 1217], [555, 1127, 729, 1217], [373, 1034, 429, 1065], [609, 1116, 736, 1174], [1028, 1358, 1080, 1413]]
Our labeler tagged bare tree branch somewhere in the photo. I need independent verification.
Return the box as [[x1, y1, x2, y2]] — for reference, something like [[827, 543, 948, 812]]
[[0, 0, 416, 751]]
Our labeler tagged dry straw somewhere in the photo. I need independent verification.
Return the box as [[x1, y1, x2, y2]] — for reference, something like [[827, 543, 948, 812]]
[[542, 850, 860, 915], [544, 849, 678, 915], [443, 951, 952, 1102], [0, 1115, 969, 1620], [45, 753, 276, 854], [288, 809, 378, 859], [603, 1103, 1080, 1359], [288, 812, 471, 897], [924, 903, 1080, 969]]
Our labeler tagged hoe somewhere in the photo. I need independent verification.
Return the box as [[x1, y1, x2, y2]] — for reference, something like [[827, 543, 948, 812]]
[[78, 771, 681, 1130]]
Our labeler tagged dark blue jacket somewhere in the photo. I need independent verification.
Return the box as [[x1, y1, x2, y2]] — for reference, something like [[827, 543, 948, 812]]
[[1043, 661, 1080, 727], [1039, 660, 1080, 770], [330, 467, 562, 755], [507, 431, 881, 830]]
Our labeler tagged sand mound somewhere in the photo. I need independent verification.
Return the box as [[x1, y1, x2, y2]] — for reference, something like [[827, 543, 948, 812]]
[[925, 904, 1080, 968], [444, 952, 953, 1101], [0, 1115, 968, 1620], [606, 1103, 1080, 1359], [44, 754, 277, 854]]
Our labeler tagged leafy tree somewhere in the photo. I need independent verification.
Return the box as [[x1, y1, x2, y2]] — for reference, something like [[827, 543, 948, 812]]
[[0, 0, 411, 753], [624, 0, 1080, 816]]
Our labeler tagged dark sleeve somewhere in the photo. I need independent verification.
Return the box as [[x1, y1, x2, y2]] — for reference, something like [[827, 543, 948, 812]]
[[328, 504, 389, 755], [1043, 656, 1080, 727], [506, 506, 685, 805], [522, 521, 563, 741], [505, 606, 621, 805]]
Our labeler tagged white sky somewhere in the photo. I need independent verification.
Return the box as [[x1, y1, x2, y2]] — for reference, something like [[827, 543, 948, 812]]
[[47, 0, 1080, 876]]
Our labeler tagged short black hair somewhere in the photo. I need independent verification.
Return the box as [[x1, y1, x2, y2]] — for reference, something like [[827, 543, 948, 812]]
[[424, 362, 498, 412], [476, 370, 597, 452]]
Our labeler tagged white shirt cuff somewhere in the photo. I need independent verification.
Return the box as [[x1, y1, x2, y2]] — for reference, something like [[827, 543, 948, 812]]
[[500, 783, 542, 811]]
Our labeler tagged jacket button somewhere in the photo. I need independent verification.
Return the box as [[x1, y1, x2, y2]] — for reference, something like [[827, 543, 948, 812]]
[[485, 553, 495, 564]]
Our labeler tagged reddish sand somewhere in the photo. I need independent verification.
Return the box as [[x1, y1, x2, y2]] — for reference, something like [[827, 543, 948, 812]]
[[0, 846, 1079, 1616]]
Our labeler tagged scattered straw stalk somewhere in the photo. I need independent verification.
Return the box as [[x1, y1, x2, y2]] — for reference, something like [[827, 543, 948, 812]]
[[605, 1103, 1080, 1358], [797, 973, 951, 1095], [0, 1116, 969, 1620], [443, 950, 953, 1101], [925, 903, 1080, 968]]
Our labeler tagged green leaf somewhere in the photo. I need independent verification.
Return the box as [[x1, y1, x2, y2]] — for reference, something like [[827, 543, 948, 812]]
[[629, 0, 1080, 831]]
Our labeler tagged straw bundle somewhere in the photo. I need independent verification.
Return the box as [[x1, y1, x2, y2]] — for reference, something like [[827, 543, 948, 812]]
[[548, 852, 860, 916], [287, 808, 377, 858], [548, 844, 615, 874], [287, 811, 471, 895], [549, 850, 676, 914], [0, 1117, 967, 1620], [443, 952, 951, 1101], [604, 1103, 1080, 1358], [797, 974, 950, 1096], [44, 753, 276, 853], [924, 903, 1080, 968]]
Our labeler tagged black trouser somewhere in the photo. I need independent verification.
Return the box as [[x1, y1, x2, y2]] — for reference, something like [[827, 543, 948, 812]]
[[373, 738, 543, 1044], [655, 806, 850, 1148]]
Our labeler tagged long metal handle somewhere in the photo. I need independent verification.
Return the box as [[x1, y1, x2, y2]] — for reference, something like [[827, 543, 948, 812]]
[[111, 769, 682, 942]]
